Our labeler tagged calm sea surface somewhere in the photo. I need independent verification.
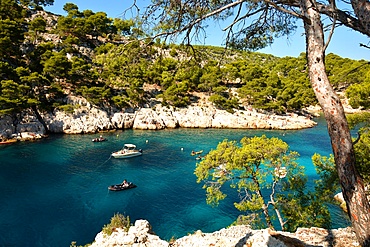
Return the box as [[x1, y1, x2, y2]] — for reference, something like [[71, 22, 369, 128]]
[[0, 116, 350, 247]]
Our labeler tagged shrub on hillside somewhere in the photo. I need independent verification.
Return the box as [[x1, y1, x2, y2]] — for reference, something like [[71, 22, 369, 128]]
[[102, 213, 131, 235]]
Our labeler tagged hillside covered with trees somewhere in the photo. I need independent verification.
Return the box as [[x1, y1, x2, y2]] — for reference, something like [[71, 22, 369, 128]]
[[1, 1, 370, 119]]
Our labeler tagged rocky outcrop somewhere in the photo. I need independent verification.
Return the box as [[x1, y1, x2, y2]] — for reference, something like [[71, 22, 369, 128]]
[[90, 220, 168, 247], [88, 219, 359, 247], [0, 115, 15, 139], [0, 111, 46, 141], [0, 95, 317, 140], [44, 103, 316, 133]]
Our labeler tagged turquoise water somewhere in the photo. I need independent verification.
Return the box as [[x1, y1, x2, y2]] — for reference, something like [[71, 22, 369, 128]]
[[0, 116, 350, 246]]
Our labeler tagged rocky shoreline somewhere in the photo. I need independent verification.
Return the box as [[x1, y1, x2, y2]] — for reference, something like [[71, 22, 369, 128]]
[[0, 95, 317, 142], [86, 219, 359, 247]]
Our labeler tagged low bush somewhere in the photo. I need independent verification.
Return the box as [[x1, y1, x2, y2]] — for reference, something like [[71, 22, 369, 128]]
[[102, 213, 131, 236]]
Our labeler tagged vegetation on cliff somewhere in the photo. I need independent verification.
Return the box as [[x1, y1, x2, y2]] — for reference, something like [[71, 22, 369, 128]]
[[1, 1, 370, 118]]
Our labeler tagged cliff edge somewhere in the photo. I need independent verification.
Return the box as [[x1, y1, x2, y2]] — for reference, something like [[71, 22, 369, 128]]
[[0, 95, 317, 141], [87, 219, 359, 247]]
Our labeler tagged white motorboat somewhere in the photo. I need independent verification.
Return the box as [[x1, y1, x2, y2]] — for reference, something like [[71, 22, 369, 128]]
[[111, 144, 143, 159]]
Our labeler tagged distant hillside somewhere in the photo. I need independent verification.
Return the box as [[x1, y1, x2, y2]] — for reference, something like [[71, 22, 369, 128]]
[[1, 3, 370, 119]]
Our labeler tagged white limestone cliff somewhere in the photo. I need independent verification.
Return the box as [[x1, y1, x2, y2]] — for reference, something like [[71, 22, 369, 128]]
[[87, 219, 359, 247], [0, 99, 318, 141]]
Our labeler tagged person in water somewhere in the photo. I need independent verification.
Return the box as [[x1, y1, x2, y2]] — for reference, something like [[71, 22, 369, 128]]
[[121, 179, 129, 187]]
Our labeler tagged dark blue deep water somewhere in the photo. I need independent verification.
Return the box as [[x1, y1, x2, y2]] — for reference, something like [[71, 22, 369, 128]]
[[0, 116, 350, 246]]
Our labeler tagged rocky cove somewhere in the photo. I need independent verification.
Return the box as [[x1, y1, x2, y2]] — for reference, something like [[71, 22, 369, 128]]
[[0, 95, 317, 141], [2, 91, 363, 247], [1, 95, 362, 246]]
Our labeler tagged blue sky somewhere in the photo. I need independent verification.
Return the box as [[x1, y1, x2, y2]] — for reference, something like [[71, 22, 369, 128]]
[[45, 0, 370, 61]]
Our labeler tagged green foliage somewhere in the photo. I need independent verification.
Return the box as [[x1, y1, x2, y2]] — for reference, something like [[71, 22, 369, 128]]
[[307, 114, 370, 223], [160, 82, 190, 107], [278, 192, 331, 231], [209, 93, 238, 112], [0, 0, 364, 119], [28, 16, 46, 43], [198, 60, 222, 92], [41, 51, 71, 79], [195, 135, 298, 230], [347, 112, 370, 184], [237, 55, 316, 113], [0, 79, 31, 114], [326, 53, 370, 88], [146, 57, 178, 87], [209, 94, 226, 107], [0, 4, 25, 64], [57, 3, 116, 41], [69, 241, 90, 247], [25, 41, 55, 73], [173, 60, 202, 91], [325, 53, 370, 109], [276, 153, 338, 231], [231, 214, 264, 229], [113, 18, 134, 36], [84, 12, 112, 38], [102, 213, 131, 236], [56, 104, 77, 114], [111, 94, 130, 108], [78, 86, 111, 106], [312, 153, 339, 199], [93, 41, 153, 107], [94, 41, 148, 86], [347, 112, 370, 129], [68, 56, 95, 82], [346, 82, 370, 109], [353, 132, 370, 183], [195, 135, 334, 231]]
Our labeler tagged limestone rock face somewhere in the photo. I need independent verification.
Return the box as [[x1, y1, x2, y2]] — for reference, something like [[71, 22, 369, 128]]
[[156, 106, 179, 128], [45, 107, 113, 134], [43, 95, 115, 134], [0, 115, 15, 139], [111, 112, 135, 129], [170, 225, 286, 247], [0, 96, 318, 138], [173, 106, 215, 128], [132, 105, 316, 130], [133, 108, 166, 130], [88, 220, 359, 247], [0, 111, 46, 141], [90, 220, 169, 247], [42, 102, 316, 134]]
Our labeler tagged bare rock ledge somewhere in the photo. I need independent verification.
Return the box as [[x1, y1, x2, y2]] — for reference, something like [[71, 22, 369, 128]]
[[88, 219, 359, 247], [0, 96, 317, 140]]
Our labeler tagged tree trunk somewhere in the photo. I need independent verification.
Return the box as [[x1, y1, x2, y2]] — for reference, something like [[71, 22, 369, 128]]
[[31, 105, 49, 134], [254, 178, 275, 229], [300, 0, 370, 245], [351, 0, 370, 32]]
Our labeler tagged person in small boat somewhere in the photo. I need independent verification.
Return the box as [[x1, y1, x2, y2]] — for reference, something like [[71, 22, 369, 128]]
[[121, 179, 129, 187]]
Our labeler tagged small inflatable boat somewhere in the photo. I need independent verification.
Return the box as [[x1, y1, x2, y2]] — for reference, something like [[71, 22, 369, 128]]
[[108, 182, 137, 191]]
